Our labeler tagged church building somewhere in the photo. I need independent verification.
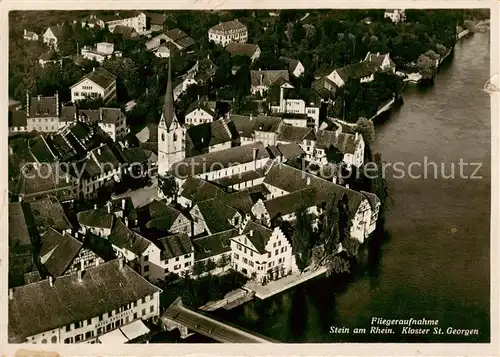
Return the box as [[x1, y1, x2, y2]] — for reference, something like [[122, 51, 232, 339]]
[[158, 58, 186, 178]]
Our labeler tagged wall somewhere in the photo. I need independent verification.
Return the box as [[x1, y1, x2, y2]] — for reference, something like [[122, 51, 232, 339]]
[[185, 109, 214, 125]]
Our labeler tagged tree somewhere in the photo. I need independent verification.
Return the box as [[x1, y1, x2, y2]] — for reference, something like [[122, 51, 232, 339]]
[[325, 254, 351, 276], [193, 260, 206, 276], [205, 258, 217, 272], [343, 237, 361, 257], [292, 205, 314, 272], [416, 53, 437, 79], [319, 201, 340, 254], [217, 254, 230, 272], [160, 174, 178, 200], [435, 43, 448, 57], [354, 117, 376, 145]]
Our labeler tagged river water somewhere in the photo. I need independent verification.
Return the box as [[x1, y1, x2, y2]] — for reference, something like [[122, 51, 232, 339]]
[[211, 32, 491, 343]]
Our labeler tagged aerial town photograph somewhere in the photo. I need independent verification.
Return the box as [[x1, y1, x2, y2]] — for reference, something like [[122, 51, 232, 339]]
[[7, 8, 491, 345]]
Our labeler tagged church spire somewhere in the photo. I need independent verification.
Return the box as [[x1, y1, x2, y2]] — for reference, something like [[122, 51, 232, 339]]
[[163, 56, 175, 130]]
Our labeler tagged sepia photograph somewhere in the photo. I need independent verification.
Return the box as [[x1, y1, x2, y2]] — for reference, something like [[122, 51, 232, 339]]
[[3, 2, 497, 352]]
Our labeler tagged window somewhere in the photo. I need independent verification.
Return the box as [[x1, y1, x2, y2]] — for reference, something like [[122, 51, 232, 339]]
[[237, 244, 242, 251], [250, 251, 253, 257], [66, 325, 71, 332], [87, 318, 92, 325], [85, 331, 93, 339], [184, 261, 191, 267], [144, 265, 149, 272], [142, 308, 146, 316], [275, 249, 278, 256], [278, 241, 281, 246], [281, 247, 285, 253], [175, 257, 179, 262], [244, 247, 247, 254], [273, 242, 277, 248], [243, 257, 248, 264], [234, 253, 239, 260], [164, 268, 169, 274], [150, 305, 154, 313], [134, 312, 138, 319], [74, 91, 79, 96], [142, 297, 146, 304], [184, 254, 190, 258], [64, 337, 72, 343], [99, 315, 103, 322]]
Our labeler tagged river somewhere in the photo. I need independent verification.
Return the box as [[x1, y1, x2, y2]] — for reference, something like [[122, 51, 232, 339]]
[[210, 31, 491, 343]]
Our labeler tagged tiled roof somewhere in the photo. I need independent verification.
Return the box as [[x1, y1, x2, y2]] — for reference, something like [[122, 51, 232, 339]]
[[196, 199, 238, 234], [119, 147, 150, 164], [186, 100, 216, 117], [77, 208, 114, 229], [77, 109, 100, 124], [39, 228, 82, 277], [29, 135, 57, 163], [221, 190, 254, 214], [277, 124, 316, 143], [251, 70, 289, 88], [143, 201, 183, 233], [8, 259, 161, 343], [72, 67, 116, 90], [214, 167, 266, 187], [28, 95, 58, 118], [174, 36, 195, 50], [365, 52, 396, 68], [112, 25, 137, 37], [264, 163, 364, 217], [275, 142, 305, 160], [108, 197, 138, 222], [47, 25, 64, 39], [91, 144, 121, 174], [264, 187, 317, 219], [226, 43, 260, 58], [28, 196, 72, 233], [166, 28, 188, 41], [279, 56, 300, 72], [108, 219, 152, 255], [230, 114, 282, 138], [335, 132, 358, 154], [210, 19, 246, 32], [241, 221, 272, 254], [158, 233, 194, 260], [60, 105, 77, 122], [186, 119, 232, 153], [179, 177, 227, 204], [170, 141, 270, 178], [193, 229, 237, 261], [361, 191, 380, 209], [19, 164, 74, 200], [100, 107, 125, 124], [9, 109, 27, 127], [335, 61, 379, 83], [316, 129, 338, 150], [9, 203, 32, 248]]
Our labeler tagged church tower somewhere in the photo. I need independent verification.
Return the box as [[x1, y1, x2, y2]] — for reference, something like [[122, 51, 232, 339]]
[[158, 57, 186, 177]]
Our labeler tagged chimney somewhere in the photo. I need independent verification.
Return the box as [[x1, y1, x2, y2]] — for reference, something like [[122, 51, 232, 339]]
[[119, 257, 124, 269], [124, 140, 128, 147], [9, 288, 13, 300], [65, 174, 69, 183], [93, 67, 96, 72], [121, 198, 126, 210], [63, 230, 66, 236], [346, 183, 350, 189], [26, 90, 30, 115], [94, 204, 97, 209], [55, 91, 59, 116], [24, 29, 27, 36], [77, 270, 83, 282], [97, 147, 101, 155], [49, 276, 54, 287], [107, 202, 111, 213], [96, 258, 100, 266], [124, 217, 129, 227], [37, 95, 41, 101], [306, 176, 311, 185], [249, 230, 254, 237], [252, 147, 258, 161]]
